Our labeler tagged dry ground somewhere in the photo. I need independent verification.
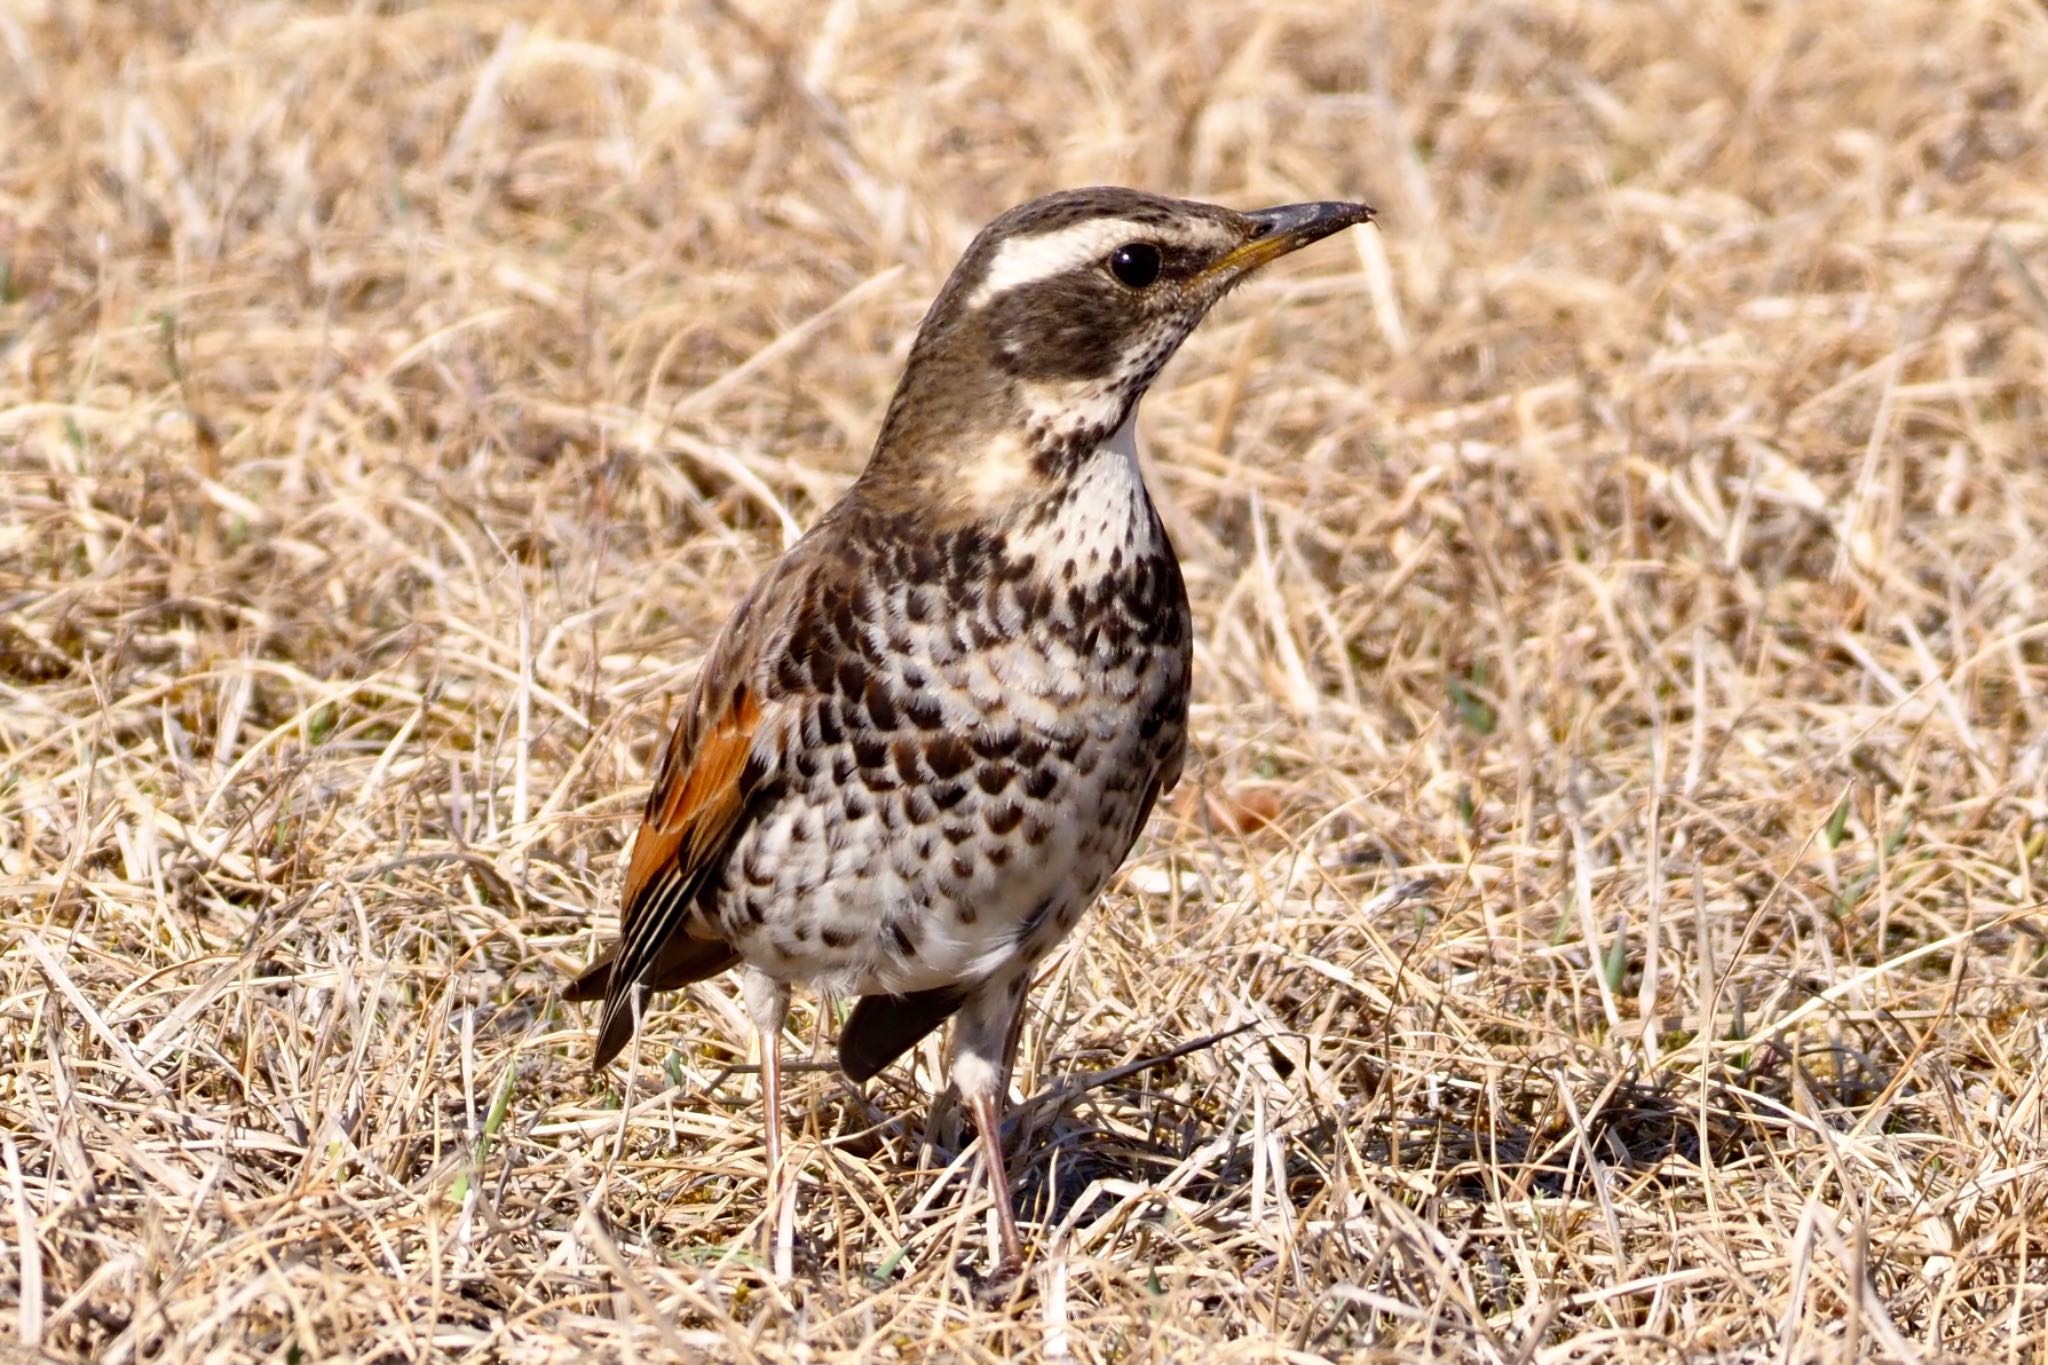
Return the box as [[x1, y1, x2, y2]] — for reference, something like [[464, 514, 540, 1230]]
[[5, 1, 2048, 1361]]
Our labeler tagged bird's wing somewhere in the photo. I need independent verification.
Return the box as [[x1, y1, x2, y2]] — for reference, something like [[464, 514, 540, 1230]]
[[584, 563, 807, 1068]]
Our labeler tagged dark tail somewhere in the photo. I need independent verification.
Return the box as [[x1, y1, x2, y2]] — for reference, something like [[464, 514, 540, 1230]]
[[839, 984, 972, 1083], [566, 938, 739, 1069], [562, 949, 615, 1003]]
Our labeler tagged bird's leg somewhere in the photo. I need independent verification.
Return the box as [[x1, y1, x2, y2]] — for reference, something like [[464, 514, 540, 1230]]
[[951, 971, 1032, 1284], [743, 967, 793, 1280], [963, 1088, 1024, 1270]]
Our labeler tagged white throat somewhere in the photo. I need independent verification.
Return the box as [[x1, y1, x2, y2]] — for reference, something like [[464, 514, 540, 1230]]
[[1099, 404, 1141, 471], [1013, 407, 1156, 584]]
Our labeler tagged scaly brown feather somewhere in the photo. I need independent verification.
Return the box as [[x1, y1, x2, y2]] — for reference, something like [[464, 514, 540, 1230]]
[[581, 564, 811, 1069]]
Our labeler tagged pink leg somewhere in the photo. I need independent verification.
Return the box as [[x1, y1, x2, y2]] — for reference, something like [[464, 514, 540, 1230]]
[[965, 1088, 1025, 1272], [952, 970, 1033, 1277], [744, 969, 793, 1279]]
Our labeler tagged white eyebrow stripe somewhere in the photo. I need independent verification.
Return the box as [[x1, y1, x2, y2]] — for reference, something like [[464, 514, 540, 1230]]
[[966, 218, 1158, 308]]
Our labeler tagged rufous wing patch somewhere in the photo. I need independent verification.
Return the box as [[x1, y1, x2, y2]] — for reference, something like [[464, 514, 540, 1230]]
[[620, 684, 764, 934], [589, 681, 770, 1069]]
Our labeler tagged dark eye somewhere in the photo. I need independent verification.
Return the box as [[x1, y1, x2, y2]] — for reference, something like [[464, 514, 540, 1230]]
[[1109, 242, 1162, 288]]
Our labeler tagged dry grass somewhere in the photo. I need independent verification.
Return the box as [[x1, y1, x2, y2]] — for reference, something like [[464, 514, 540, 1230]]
[[5, 0, 2048, 1360]]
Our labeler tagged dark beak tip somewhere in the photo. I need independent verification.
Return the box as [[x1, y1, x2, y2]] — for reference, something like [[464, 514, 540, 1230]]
[[1245, 199, 1378, 243]]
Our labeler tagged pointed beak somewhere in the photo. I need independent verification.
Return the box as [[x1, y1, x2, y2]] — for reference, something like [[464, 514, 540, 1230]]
[[1207, 200, 1376, 281]]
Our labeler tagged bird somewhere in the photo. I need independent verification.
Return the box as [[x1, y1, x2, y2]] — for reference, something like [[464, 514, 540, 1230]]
[[566, 186, 1374, 1286]]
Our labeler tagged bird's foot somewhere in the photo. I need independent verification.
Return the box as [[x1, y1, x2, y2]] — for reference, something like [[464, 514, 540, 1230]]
[[754, 1222, 813, 1280], [959, 1254, 1029, 1308]]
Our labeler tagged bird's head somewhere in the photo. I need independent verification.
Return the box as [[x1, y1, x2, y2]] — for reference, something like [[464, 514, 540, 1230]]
[[863, 187, 1374, 507]]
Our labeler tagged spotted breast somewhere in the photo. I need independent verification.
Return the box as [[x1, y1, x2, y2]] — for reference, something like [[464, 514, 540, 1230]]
[[711, 413, 1189, 1003]]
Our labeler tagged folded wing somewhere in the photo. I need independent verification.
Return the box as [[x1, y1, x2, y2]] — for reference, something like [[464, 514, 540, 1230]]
[[574, 569, 802, 1070]]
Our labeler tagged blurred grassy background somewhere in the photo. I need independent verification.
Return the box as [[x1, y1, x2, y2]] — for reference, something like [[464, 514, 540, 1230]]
[[4, 1, 2047, 1360]]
